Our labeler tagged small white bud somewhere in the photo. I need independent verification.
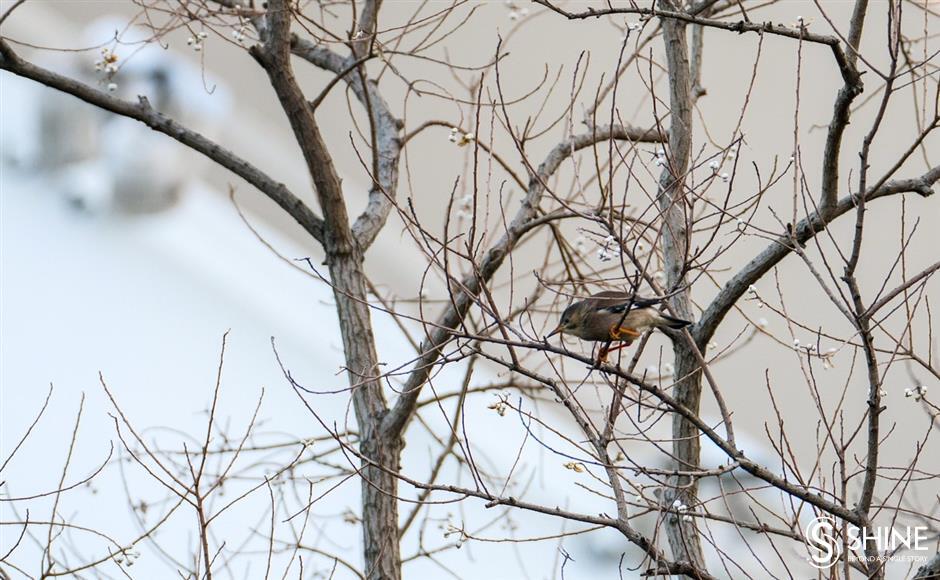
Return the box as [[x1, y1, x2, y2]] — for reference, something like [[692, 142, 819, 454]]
[[757, 317, 768, 328], [793, 338, 801, 347], [107, 82, 118, 92], [721, 172, 730, 182], [708, 160, 720, 171], [197, 31, 208, 39]]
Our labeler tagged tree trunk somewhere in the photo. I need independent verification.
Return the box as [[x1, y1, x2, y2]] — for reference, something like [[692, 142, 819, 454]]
[[328, 254, 401, 580], [664, 350, 707, 572], [359, 432, 402, 580], [657, 2, 708, 570]]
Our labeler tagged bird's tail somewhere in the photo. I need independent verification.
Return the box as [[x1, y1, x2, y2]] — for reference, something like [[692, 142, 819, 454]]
[[657, 314, 692, 330]]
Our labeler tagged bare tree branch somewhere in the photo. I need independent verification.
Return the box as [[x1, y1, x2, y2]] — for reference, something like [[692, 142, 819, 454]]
[[290, 36, 403, 251], [695, 165, 939, 345], [249, 7, 352, 255], [819, 0, 868, 215], [867, 260, 940, 316], [0, 39, 326, 245]]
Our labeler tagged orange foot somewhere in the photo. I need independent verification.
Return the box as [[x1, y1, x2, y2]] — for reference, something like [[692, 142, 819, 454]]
[[609, 325, 641, 341]]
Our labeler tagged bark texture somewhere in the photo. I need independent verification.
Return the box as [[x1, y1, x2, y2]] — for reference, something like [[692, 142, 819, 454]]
[[254, 3, 401, 577], [657, 1, 707, 570]]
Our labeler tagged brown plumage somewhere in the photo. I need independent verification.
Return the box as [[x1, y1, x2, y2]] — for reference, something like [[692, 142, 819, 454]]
[[547, 291, 692, 361]]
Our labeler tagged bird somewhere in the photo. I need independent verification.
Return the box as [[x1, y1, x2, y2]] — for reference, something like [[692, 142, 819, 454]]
[[546, 290, 692, 362]]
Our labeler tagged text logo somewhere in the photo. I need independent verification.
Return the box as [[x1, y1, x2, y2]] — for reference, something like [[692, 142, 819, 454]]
[[804, 516, 929, 569]]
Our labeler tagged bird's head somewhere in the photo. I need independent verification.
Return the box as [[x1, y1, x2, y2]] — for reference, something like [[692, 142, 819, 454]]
[[547, 301, 589, 339]]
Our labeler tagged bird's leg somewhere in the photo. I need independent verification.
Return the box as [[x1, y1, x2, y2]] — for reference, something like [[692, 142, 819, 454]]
[[619, 327, 641, 340], [596, 328, 642, 366], [595, 326, 640, 367], [609, 325, 641, 341]]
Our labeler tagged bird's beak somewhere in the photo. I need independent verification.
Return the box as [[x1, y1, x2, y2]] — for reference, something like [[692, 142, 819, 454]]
[[546, 324, 564, 339]]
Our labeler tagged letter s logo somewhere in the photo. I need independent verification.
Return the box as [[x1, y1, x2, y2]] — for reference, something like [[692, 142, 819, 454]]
[[806, 516, 842, 569]]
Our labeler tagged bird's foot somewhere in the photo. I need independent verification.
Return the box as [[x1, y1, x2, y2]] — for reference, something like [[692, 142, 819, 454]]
[[609, 325, 641, 341]]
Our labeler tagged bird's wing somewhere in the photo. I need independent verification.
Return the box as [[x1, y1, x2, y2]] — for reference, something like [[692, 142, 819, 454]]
[[590, 291, 661, 314]]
